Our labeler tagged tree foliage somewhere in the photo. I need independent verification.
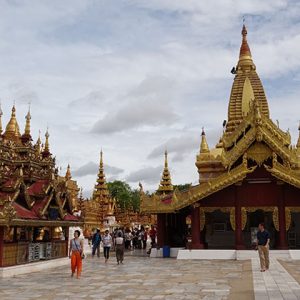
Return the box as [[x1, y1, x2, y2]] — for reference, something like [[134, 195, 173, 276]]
[[107, 180, 140, 212], [173, 183, 192, 192]]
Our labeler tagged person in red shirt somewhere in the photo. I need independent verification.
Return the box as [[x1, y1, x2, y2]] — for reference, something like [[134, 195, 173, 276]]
[[149, 225, 157, 247]]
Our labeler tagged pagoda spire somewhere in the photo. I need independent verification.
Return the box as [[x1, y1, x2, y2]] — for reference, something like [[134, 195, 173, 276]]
[[21, 105, 32, 143], [225, 25, 269, 134], [157, 150, 173, 195], [239, 24, 252, 62], [35, 130, 41, 155], [42, 128, 51, 157], [4, 105, 21, 141], [24, 106, 31, 136], [65, 164, 72, 180], [200, 128, 210, 153], [93, 149, 110, 201], [44, 129, 50, 152]]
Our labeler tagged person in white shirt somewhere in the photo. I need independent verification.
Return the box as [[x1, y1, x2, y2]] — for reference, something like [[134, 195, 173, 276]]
[[102, 230, 112, 263], [115, 232, 125, 264]]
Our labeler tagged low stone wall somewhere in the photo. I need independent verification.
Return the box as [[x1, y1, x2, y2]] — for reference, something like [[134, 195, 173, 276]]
[[0, 257, 69, 278]]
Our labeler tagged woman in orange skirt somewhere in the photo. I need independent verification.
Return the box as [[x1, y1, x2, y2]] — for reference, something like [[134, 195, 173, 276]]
[[69, 230, 84, 278]]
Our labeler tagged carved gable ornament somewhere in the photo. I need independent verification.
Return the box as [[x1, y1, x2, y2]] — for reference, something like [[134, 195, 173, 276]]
[[247, 142, 272, 166]]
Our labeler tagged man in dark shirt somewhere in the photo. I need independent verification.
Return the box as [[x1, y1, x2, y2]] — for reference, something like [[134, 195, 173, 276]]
[[256, 223, 270, 272], [92, 229, 102, 258]]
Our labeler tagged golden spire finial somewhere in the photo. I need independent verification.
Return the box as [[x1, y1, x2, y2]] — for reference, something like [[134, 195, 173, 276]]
[[24, 104, 31, 136], [200, 127, 210, 153], [239, 24, 252, 60], [42, 128, 51, 158], [21, 104, 32, 143], [44, 128, 50, 152], [35, 130, 41, 154], [65, 164, 72, 180], [164, 149, 168, 168], [100, 149, 103, 169], [157, 150, 173, 195]]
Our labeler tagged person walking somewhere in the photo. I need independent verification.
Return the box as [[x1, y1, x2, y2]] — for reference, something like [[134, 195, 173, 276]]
[[124, 229, 132, 250], [256, 223, 270, 272], [102, 230, 112, 263], [115, 232, 125, 264], [69, 230, 84, 279], [92, 228, 101, 258], [149, 225, 157, 248]]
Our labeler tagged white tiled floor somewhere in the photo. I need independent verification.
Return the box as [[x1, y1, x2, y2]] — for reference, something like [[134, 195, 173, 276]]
[[252, 258, 300, 300]]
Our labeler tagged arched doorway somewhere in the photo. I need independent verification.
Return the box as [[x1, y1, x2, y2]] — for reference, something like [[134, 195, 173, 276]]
[[243, 209, 276, 249], [204, 209, 235, 249]]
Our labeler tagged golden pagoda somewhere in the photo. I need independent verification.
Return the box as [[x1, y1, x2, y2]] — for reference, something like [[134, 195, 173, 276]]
[[93, 150, 110, 201], [157, 150, 173, 195], [0, 105, 82, 268], [141, 24, 300, 250], [3, 105, 21, 142], [82, 150, 116, 235]]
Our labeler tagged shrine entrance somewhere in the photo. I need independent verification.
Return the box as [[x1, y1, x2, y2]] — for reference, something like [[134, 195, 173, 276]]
[[243, 209, 276, 249], [288, 212, 300, 249], [204, 210, 235, 249]]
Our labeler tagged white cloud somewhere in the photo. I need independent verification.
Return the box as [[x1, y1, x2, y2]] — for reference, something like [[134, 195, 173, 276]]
[[91, 76, 180, 134], [126, 166, 162, 185], [73, 161, 124, 177], [0, 0, 300, 194], [148, 133, 199, 162]]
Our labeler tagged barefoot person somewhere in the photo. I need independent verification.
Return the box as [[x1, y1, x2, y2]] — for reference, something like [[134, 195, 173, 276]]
[[102, 230, 112, 263], [69, 230, 84, 278], [257, 223, 270, 272]]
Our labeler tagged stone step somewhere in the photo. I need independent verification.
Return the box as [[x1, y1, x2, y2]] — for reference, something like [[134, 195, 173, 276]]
[[176, 250, 292, 260]]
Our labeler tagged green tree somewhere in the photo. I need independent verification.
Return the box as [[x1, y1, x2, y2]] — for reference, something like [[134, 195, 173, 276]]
[[173, 183, 192, 191], [107, 180, 141, 212]]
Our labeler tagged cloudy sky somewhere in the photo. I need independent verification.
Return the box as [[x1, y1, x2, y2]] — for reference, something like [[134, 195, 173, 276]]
[[1, 0, 300, 197]]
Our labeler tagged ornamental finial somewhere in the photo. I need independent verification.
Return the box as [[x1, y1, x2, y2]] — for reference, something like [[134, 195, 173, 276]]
[[65, 164, 72, 180], [200, 127, 209, 153], [24, 104, 31, 137]]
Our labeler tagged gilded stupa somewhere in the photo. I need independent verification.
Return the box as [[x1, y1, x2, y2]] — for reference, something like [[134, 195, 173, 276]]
[[0, 105, 81, 267], [157, 150, 173, 195], [140, 24, 300, 251], [82, 150, 116, 234]]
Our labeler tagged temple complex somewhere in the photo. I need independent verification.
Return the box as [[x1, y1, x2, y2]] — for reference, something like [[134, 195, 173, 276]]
[[82, 151, 154, 235], [0, 106, 82, 267], [141, 25, 300, 250], [81, 150, 116, 236]]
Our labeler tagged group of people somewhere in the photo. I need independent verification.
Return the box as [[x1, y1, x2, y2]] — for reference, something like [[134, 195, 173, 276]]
[[69, 226, 157, 278], [69, 223, 270, 279], [124, 226, 148, 250], [91, 228, 125, 265]]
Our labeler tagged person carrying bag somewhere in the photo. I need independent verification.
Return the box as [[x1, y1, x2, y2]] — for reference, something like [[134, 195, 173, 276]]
[[69, 230, 84, 278]]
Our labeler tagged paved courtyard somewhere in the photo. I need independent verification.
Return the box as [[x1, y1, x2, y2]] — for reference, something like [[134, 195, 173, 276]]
[[0, 254, 253, 300], [4, 253, 300, 299]]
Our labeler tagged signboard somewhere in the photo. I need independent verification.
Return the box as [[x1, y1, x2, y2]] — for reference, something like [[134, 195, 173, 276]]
[[251, 227, 258, 245]]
